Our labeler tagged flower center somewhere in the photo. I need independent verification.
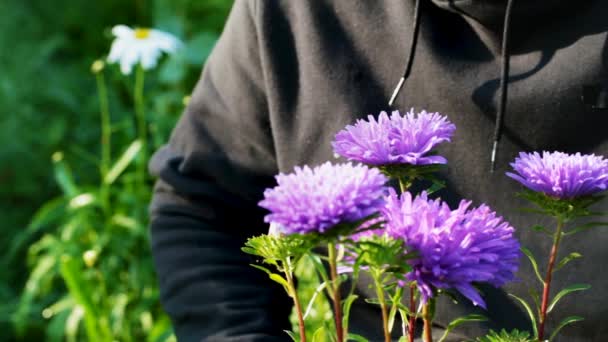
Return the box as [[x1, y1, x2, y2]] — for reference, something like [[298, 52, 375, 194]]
[[134, 28, 151, 39]]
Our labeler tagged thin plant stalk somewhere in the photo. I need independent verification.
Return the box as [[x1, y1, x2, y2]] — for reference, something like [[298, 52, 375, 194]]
[[372, 271, 391, 342], [422, 301, 433, 342], [408, 284, 416, 342], [285, 258, 307, 342], [95, 68, 111, 212], [399, 177, 418, 342], [134, 64, 147, 193], [328, 242, 344, 342], [538, 217, 565, 341]]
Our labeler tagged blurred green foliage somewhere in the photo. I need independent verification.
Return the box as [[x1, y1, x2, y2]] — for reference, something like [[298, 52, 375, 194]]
[[1, 0, 233, 340]]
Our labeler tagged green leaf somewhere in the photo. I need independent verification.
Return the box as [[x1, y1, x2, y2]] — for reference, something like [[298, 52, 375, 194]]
[[509, 294, 538, 338], [555, 252, 583, 272], [530, 225, 551, 235], [547, 284, 591, 313], [284, 330, 299, 342], [104, 139, 142, 184], [520, 247, 544, 285], [269, 273, 291, 294], [472, 329, 532, 342], [342, 294, 358, 335], [347, 333, 369, 342], [438, 314, 487, 342], [312, 326, 326, 342], [564, 222, 608, 236], [65, 305, 84, 342], [249, 264, 291, 295], [548, 316, 584, 341], [8, 196, 65, 262], [303, 281, 329, 320], [53, 154, 78, 197]]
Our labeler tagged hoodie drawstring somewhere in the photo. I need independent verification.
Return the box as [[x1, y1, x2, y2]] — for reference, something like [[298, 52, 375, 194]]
[[491, 0, 515, 172], [388, 0, 422, 107], [389, 0, 516, 172]]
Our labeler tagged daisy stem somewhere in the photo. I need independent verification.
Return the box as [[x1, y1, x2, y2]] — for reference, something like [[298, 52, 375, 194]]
[[95, 69, 111, 213], [134, 64, 147, 194], [285, 258, 306, 342], [372, 271, 391, 342], [328, 242, 344, 342], [538, 217, 565, 341]]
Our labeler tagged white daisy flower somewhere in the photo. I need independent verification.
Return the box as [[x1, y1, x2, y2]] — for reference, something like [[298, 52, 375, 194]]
[[107, 25, 182, 75]]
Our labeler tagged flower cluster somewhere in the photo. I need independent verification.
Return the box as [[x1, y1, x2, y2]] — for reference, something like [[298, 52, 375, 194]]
[[507, 151, 608, 199], [259, 162, 388, 235], [332, 109, 455, 166], [382, 190, 520, 308]]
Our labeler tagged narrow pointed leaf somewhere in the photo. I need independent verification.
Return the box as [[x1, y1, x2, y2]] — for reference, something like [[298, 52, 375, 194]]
[[547, 284, 591, 313], [438, 314, 487, 342], [521, 246, 544, 285], [549, 316, 584, 341], [509, 293, 538, 338], [104, 139, 142, 184], [342, 294, 358, 335], [555, 252, 582, 272], [284, 330, 299, 342], [304, 281, 329, 319], [347, 333, 368, 342], [564, 222, 608, 236]]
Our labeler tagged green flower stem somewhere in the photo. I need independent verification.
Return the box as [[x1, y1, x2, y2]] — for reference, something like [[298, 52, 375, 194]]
[[408, 284, 417, 342], [134, 64, 147, 193], [422, 301, 434, 342], [285, 258, 307, 342], [372, 270, 391, 342], [399, 177, 412, 194], [328, 242, 344, 342], [538, 217, 565, 341], [95, 70, 111, 212]]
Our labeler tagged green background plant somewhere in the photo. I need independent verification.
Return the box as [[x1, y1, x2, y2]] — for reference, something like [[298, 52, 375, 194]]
[[1, 1, 234, 340]]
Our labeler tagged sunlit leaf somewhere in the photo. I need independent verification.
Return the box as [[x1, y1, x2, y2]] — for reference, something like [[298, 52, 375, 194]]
[[104, 140, 142, 184]]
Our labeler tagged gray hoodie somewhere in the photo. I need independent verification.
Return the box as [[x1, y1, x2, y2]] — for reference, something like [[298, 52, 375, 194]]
[[149, 1, 608, 341]]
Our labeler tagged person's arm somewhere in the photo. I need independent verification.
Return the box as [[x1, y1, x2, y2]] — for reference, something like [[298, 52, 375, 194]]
[[149, 1, 292, 341]]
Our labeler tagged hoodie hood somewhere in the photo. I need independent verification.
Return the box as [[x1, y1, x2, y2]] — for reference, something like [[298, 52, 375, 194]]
[[430, 0, 580, 29]]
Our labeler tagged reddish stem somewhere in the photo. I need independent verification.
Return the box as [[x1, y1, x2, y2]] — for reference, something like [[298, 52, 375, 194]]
[[328, 243, 344, 342], [286, 270, 307, 342], [408, 285, 416, 342], [538, 218, 564, 341], [422, 303, 433, 342]]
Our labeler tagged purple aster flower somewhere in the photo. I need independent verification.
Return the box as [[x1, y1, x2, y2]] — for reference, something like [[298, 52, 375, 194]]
[[383, 190, 520, 308], [507, 151, 608, 199], [332, 109, 455, 166], [259, 162, 388, 235]]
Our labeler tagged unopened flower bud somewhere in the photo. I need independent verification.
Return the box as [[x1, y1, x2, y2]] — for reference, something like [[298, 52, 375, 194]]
[[82, 250, 98, 267], [91, 60, 105, 74]]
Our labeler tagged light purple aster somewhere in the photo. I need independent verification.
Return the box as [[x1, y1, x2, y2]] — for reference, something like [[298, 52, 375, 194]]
[[507, 151, 608, 199], [259, 162, 388, 235], [383, 190, 520, 309], [332, 109, 456, 166]]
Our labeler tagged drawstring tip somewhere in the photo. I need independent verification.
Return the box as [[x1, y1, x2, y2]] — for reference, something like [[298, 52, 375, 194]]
[[490, 140, 499, 173], [388, 77, 406, 107]]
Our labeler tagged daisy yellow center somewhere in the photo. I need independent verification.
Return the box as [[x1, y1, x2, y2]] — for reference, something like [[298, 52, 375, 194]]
[[134, 28, 151, 39]]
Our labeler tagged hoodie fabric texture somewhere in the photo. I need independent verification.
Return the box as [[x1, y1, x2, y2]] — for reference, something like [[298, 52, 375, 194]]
[[149, 1, 608, 341]]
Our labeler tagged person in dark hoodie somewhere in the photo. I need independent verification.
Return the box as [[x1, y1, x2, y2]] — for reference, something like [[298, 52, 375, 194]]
[[148, 1, 608, 341]]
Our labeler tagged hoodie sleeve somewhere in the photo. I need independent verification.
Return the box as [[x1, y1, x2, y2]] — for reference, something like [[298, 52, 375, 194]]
[[148, 1, 292, 341]]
